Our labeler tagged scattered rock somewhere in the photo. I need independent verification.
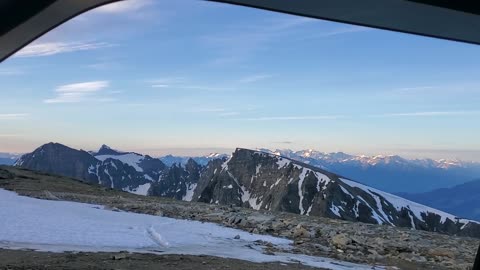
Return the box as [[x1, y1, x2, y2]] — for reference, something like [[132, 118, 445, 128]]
[[331, 233, 351, 248], [292, 224, 311, 239], [427, 248, 455, 258], [111, 253, 127, 260]]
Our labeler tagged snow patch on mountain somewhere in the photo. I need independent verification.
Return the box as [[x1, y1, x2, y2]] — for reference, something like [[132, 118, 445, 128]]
[[123, 183, 151, 196], [182, 183, 197, 201], [341, 178, 474, 226], [96, 153, 144, 172]]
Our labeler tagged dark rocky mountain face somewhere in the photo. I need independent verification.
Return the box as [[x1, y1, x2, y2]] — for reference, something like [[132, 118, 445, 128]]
[[16, 143, 171, 195], [15, 143, 480, 238], [15, 143, 99, 183], [192, 148, 480, 237], [149, 159, 202, 200]]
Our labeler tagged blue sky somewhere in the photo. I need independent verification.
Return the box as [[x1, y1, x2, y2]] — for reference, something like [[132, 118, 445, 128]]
[[1, 0, 480, 160]]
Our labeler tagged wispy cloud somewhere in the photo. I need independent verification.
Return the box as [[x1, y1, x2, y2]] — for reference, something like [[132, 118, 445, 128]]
[[44, 81, 110, 104], [202, 17, 313, 65], [203, 18, 369, 65], [308, 25, 371, 38], [152, 84, 169, 88], [0, 134, 22, 137], [274, 141, 294, 144], [125, 103, 147, 107], [149, 77, 234, 92], [234, 115, 344, 121], [393, 86, 436, 92], [0, 114, 28, 120], [188, 108, 226, 113], [14, 42, 112, 58], [371, 111, 480, 117], [86, 61, 121, 71], [219, 112, 240, 117], [149, 77, 186, 88], [232, 111, 480, 121], [238, 74, 273, 84], [179, 85, 234, 92], [0, 68, 24, 76]]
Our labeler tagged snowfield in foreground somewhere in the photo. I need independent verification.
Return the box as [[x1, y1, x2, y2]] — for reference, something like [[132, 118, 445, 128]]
[[0, 189, 382, 270]]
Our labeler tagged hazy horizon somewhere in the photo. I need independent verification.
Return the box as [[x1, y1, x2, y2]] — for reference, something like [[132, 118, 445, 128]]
[[2, 141, 480, 162], [1, 0, 479, 162]]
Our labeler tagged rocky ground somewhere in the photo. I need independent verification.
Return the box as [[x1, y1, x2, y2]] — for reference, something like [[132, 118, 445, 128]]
[[0, 166, 479, 270]]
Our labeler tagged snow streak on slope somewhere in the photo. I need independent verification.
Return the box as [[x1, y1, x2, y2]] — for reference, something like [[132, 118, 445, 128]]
[[182, 183, 197, 201], [96, 153, 144, 172], [341, 178, 474, 226], [123, 183, 151, 196], [0, 189, 381, 270]]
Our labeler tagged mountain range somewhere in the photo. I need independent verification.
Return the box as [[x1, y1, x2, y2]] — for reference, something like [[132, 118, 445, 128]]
[[0, 153, 21, 166], [9, 147, 480, 193], [159, 153, 228, 166], [256, 149, 480, 193], [13, 142, 480, 238], [399, 179, 480, 221]]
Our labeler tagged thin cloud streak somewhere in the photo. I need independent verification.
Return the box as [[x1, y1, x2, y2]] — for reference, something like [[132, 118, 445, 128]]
[[238, 74, 273, 84], [56, 81, 110, 93], [0, 134, 22, 137], [204, 18, 369, 65], [0, 68, 24, 76], [152, 84, 170, 88], [219, 112, 240, 117], [234, 115, 344, 121], [188, 108, 226, 113], [274, 141, 294, 144], [394, 86, 436, 92], [44, 81, 110, 104], [14, 42, 113, 58], [232, 111, 480, 121], [0, 114, 29, 120], [372, 111, 480, 117], [151, 85, 234, 91], [316, 26, 371, 37]]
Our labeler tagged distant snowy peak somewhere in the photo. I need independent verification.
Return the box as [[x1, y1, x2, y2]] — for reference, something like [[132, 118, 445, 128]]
[[206, 153, 224, 158], [96, 153, 145, 172], [159, 153, 228, 166], [263, 148, 476, 169]]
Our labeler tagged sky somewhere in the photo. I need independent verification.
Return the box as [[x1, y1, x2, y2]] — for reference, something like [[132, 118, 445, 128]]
[[1, 0, 480, 161]]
